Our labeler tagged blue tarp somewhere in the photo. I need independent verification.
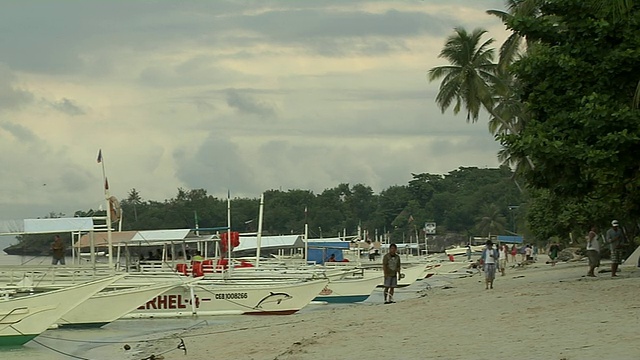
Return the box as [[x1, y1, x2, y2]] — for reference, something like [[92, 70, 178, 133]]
[[497, 235, 523, 244], [306, 241, 350, 264]]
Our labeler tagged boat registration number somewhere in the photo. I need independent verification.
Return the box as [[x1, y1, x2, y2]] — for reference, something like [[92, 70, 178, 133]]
[[215, 292, 249, 300]]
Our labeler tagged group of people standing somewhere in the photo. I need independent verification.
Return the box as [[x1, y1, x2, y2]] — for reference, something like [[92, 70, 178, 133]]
[[478, 219, 627, 289], [585, 220, 626, 277]]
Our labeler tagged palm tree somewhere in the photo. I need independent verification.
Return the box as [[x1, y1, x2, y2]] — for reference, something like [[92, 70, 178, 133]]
[[429, 27, 534, 169], [486, 0, 542, 71], [428, 27, 498, 124], [127, 188, 142, 222], [474, 204, 507, 236]]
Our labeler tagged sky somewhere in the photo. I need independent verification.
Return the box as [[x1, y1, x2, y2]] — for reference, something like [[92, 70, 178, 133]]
[[0, 0, 510, 220]]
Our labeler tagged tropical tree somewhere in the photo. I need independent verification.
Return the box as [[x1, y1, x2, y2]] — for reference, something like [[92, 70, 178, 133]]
[[474, 204, 507, 236], [429, 26, 534, 171], [502, 0, 640, 240], [486, 0, 542, 70], [588, 0, 640, 109], [127, 188, 142, 221], [428, 27, 498, 124]]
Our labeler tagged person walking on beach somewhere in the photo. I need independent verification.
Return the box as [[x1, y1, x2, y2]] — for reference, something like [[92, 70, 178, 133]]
[[368, 241, 376, 261], [606, 220, 625, 277], [466, 244, 472, 261], [525, 244, 533, 261], [586, 226, 600, 277], [499, 244, 508, 276], [51, 235, 66, 265], [510, 244, 517, 262], [549, 243, 560, 266], [481, 240, 499, 289], [382, 243, 402, 304]]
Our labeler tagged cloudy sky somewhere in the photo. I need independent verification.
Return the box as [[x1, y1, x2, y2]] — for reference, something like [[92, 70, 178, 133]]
[[0, 0, 510, 220]]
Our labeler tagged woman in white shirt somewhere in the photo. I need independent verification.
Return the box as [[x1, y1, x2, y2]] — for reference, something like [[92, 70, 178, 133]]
[[586, 226, 600, 277], [481, 240, 499, 289]]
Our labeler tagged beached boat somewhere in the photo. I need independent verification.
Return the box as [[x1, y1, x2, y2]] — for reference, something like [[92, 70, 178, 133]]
[[314, 273, 383, 303], [56, 280, 185, 328], [444, 245, 484, 256], [123, 278, 328, 318], [395, 264, 429, 287], [356, 263, 430, 288], [424, 261, 469, 275], [0, 276, 120, 346]]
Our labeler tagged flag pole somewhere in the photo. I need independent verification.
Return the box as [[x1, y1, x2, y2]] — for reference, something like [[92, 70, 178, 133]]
[[97, 149, 113, 268]]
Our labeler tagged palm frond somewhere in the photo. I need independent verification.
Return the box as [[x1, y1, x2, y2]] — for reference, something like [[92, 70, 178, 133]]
[[486, 9, 510, 22], [498, 33, 524, 69], [427, 65, 458, 82]]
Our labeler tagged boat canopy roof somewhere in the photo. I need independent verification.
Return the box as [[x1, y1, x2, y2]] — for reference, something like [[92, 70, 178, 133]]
[[75, 229, 218, 248], [232, 235, 303, 252], [305, 240, 350, 249], [0, 217, 95, 235]]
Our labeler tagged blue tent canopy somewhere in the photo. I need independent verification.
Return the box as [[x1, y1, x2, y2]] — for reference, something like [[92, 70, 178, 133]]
[[497, 235, 523, 244], [306, 240, 350, 264]]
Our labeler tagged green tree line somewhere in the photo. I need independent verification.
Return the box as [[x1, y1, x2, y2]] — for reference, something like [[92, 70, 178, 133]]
[[5, 166, 526, 255], [108, 166, 525, 239]]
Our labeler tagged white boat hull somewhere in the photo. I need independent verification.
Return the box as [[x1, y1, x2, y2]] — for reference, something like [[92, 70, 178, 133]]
[[314, 274, 383, 303], [0, 276, 120, 346], [123, 279, 329, 318], [367, 264, 427, 287], [445, 245, 484, 256], [427, 262, 469, 275], [56, 281, 183, 327]]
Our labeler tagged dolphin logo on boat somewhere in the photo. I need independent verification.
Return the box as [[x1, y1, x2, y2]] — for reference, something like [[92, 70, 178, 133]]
[[254, 292, 292, 309]]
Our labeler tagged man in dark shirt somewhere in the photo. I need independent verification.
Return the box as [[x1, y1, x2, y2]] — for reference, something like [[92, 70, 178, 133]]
[[382, 243, 402, 304], [606, 220, 626, 277]]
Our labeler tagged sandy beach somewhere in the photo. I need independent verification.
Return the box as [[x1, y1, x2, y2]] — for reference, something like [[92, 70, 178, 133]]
[[120, 258, 640, 360]]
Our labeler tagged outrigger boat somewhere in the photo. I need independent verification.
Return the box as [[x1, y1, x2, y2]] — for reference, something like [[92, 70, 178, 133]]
[[314, 272, 382, 303], [0, 275, 120, 346], [56, 280, 185, 327], [125, 278, 328, 318]]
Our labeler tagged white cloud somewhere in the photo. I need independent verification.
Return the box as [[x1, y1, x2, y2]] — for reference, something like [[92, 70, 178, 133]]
[[0, 0, 509, 219]]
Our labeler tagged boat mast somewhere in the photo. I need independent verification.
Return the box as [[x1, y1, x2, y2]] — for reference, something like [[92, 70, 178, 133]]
[[226, 190, 232, 278], [304, 206, 308, 264], [97, 149, 113, 268], [256, 193, 264, 268]]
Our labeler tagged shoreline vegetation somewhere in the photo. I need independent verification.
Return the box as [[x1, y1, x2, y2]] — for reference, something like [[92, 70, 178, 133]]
[[103, 257, 640, 360], [3, 166, 525, 256]]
